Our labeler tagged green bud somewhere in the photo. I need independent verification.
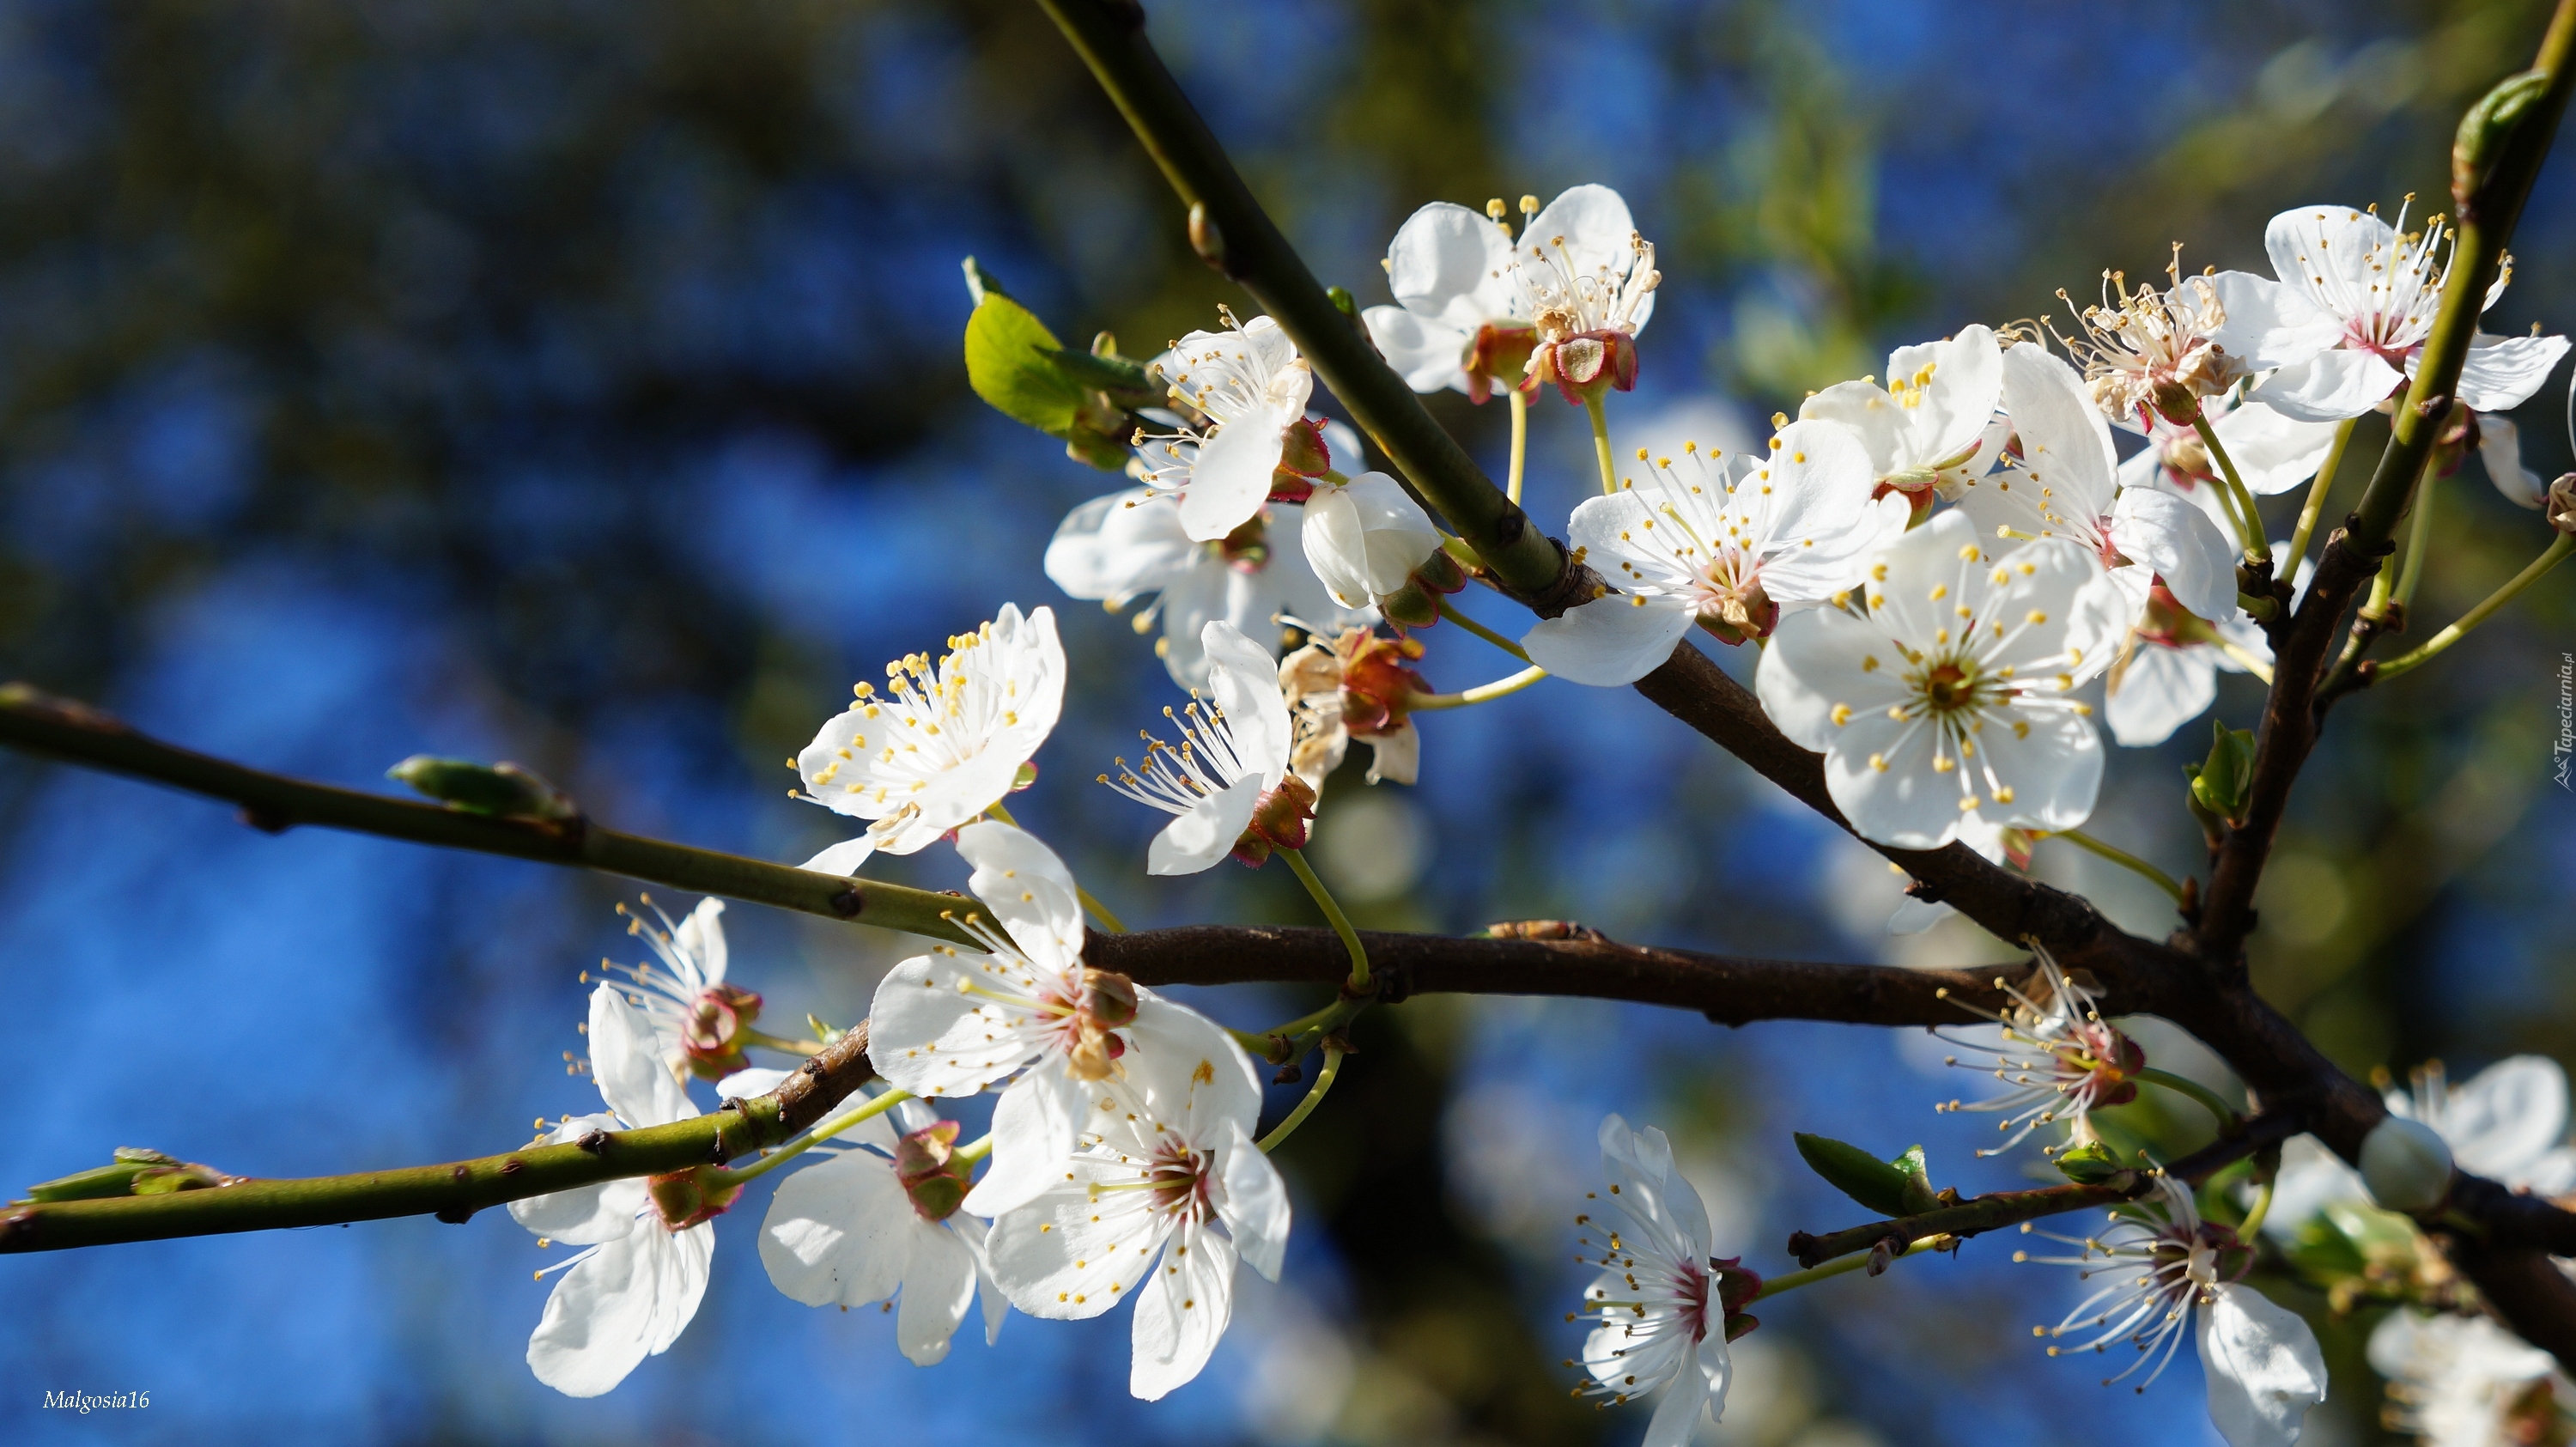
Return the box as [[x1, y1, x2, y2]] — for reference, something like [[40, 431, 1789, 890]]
[[2454, 70, 2552, 205], [1890, 1144, 1940, 1216], [2188, 720, 2256, 824], [22, 1148, 183, 1203], [1326, 286, 1359, 319], [387, 756, 580, 821], [1793, 1133, 1917, 1218], [2054, 1140, 2125, 1185]]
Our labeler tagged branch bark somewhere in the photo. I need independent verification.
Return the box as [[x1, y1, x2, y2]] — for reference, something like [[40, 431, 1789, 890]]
[[0, 682, 980, 950], [0, 1024, 878, 1253]]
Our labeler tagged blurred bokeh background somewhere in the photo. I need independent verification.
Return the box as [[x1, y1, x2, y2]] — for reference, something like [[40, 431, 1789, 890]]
[[3, 0, 2573, 1442]]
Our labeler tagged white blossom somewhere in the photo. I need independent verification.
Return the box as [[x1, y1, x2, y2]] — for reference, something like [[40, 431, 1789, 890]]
[[2368, 1308, 2567, 1447], [984, 1004, 1289, 1401], [2057, 248, 2337, 425], [1279, 627, 1426, 794], [2385, 1056, 2576, 1196], [1754, 508, 2125, 848], [593, 896, 746, 1081], [1798, 324, 2007, 509], [1133, 313, 1317, 542], [1513, 187, 1661, 402], [2251, 202, 2569, 423], [508, 985, 717, 1397], [865, 820, 1202, 1219], [757, 1097, 1007, 1366], [2119, 392, 2342, 551], [794, 605, 1065, 865], [1045, 487, 1375, 690], [1524, 421, 1905, 686], [1932, 945, 2146, 1155], [1571, 1115, 1734, 1447], [1953, 340, 2243, 628], [1364, 186, 1659, 402], [2020, 1177, 2326, 1447], [1103, 619, 1304, 874]]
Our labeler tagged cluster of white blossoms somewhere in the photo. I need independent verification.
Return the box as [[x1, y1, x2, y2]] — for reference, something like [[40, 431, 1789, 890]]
[[485, 178, 2569, 1447]]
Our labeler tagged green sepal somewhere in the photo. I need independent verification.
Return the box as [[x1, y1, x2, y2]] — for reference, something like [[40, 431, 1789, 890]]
[[386, 757, 579, 821], [1793, 1133, 1917, 1218]]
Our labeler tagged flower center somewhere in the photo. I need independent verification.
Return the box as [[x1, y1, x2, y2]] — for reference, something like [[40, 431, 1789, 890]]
[[1145, 1142, 1214, 1223]]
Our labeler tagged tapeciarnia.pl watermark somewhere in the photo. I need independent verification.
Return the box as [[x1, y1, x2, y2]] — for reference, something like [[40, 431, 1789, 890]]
[[2556, 652, 2573, 791], [42, 1390, 149, 1414]]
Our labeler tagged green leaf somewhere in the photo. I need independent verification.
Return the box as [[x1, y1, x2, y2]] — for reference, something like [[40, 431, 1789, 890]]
[[964, 292, 1086, 437], [1794, 1133, 1915, 1217], [2189, 720, 2257, 821], [387, 757, 580, 821]]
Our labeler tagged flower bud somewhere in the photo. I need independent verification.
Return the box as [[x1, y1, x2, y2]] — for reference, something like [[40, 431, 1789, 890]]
[[2549, 473, 2576, 535], [2185, 720, 2257, 824], [386, 756, 580, 821], [647, 1165, 744, 1231], [2360, 1116, 2454, 1213], [2053, 1139, 2126, 1184]]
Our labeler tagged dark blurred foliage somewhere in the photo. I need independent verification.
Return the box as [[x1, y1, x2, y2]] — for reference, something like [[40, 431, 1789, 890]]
[[2, 1, 2573, 1444]]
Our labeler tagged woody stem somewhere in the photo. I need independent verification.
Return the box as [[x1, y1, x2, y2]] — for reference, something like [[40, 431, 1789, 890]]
[[713, 1088, 913, 1189]]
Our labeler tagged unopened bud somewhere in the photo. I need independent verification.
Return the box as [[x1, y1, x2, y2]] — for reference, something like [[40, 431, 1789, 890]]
[[2360, 1116, 2455, 1213], [2053, 1139, 2124, 1185], [387, 756, 580, 821]]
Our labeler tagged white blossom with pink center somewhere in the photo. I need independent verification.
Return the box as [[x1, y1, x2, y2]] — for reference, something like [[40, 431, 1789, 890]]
[[1572, 1115, 1732, 1447]]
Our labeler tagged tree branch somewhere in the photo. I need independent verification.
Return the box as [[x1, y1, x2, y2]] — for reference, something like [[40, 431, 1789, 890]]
[[1096, 925, 2086, 1028], [0, 682, 979, 950], [1783, 1110, 2305, 1268], [0, 1024, 878, 1253]]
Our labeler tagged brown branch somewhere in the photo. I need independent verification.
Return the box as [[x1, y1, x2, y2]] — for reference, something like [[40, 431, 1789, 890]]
[[1783, 1110, 2305, 1268], [0, 682, 980, 948], [0, 1025, 877, 1253], [1092, 925, 2094, 1028]]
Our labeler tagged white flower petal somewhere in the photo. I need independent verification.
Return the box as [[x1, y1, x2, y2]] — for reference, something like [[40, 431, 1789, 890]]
[[1521, 595, 1697, 687], [961, 1061, 1087, 1219], [799, 836, 877, 876], [1303, 472, 1441, 607], [2253, 350, 2405, 423], [894, 1220, 981, 1366], [1361, 306, 1474, 395], [1887, 324, 2004, 466], [2107, 641, 2218, 747], [758, 1147, 914, 1308], [1148, 774, 1266, 876], [2206, 271, 2342, 374], [526, 1228, 660, 1397], [1385, 201, 1521, 333], [1202, 619, 1295, 784], [2212, 400, 2342, 496], [1045, 488, 1196, 605], [2001, 340, 2118, 519], [2449, 331, 2571, 413], [2111, 487, 2240, 626], [2197, 1283, 2327, 1447], [1215, 1117, 1291, 1282], [586, 985, 694, 1130], [956, 820, 1087, 977], [1180, 401, 1296, 542], [986, 1172, 1170, 1320], [1128, 1219, 1239, 1401], [2478, 412, 2550, 507]]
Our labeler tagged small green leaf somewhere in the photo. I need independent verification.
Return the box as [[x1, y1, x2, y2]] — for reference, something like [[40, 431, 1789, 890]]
[[2189, 720, 2257, 822], [1794, 1133, 1916, 1218], [964, 292, 1086, 436]]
